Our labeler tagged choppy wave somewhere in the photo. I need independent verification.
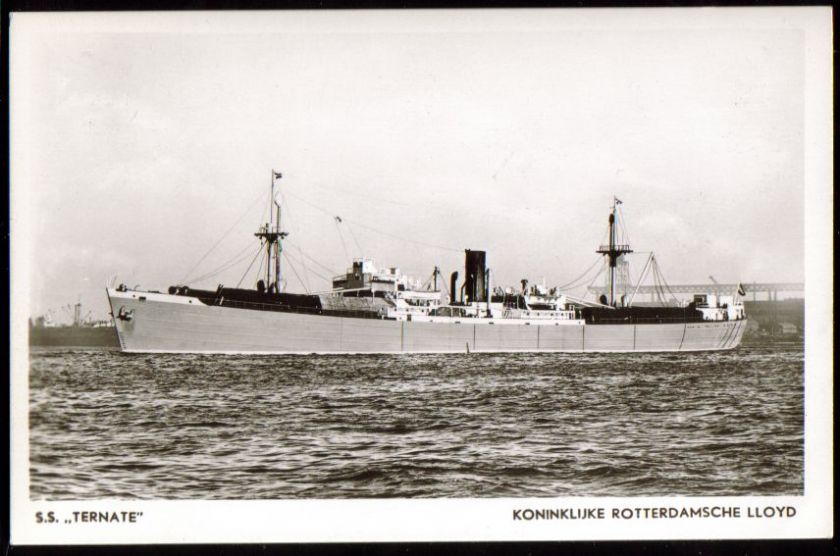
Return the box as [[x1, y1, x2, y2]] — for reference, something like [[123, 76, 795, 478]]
[[29, 338, 803, 499]]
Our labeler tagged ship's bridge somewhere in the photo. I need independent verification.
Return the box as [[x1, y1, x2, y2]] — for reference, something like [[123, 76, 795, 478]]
[[331, 258, 427, 294]]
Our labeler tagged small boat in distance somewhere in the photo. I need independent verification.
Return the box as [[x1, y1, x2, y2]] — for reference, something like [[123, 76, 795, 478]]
[[106, 171, 746, 353]]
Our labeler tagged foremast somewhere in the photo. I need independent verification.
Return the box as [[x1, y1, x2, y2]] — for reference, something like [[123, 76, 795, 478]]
[[254, 170, 289, 293], [596, 197, 633, 307]]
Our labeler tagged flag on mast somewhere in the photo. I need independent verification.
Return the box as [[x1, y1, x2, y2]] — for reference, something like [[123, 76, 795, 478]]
[[274, 171, 283, 179]]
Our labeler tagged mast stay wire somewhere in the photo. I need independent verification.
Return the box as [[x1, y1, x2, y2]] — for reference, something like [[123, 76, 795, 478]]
[[617, 203, 630, 247], [656, 265, 670, 304], [278, 179, 337, 280], [283, 250, 332, 284], [628, 252, 655, 306], [186, 241, 262, 285], [420, 267, 442, 291], [584, 262, 607, 299], [652, 256, 679, 304], [283, 189, 461, 253], [272, 196, 317, 291], [286, 244, 313, 293], [281, 251, 311, 294], [649, 256, 671, 305], [616, 204, 630, 296], [344, 221, 365, 258], [599, 223, 609, 249], [303, 178, 428, 210], [285, 241, 338, 277], [347, 217, 460, 253], [618, 250, 652, 294], [334, 218, 350, 261], [555, 255, 604, 291], [187, 244, 258, 285], [254, 243, 266, 287], [180, 187, 267, 284], [652, 256, 662, 302], [625, 251, 651, 286], [235, 244, 265, 288]]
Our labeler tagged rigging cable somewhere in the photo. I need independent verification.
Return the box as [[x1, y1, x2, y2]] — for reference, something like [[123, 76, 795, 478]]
[[235, 244, 266, 288], [628, 252, 654, 306], [625, 251, 652, 289], [287, 256, 332, 283], [617, 203, 631, 247], [254, 242, 266, 286], [585, 262, 607, 299], [187, 247, 257, 286], [555, 255, 604, 291], [651, 256, 662, 302], [281, 251, 311, 294], [344, 222, 365, 258], [600, 223, 609, 250], [347, 218, 459, 253], [653, 256, 679, 303], [649, 256, 662, 303], [284, 190, 461, 253], [180, 187, 267, 284], [305, 178, 435, 210], [652, 257, 674, 305], [296, 249, 313, 294], [186, 241, 261, 285], [334, 217, 350, 262], [652, 262, 663, 304], [420, 269, 435, 291], [276, 196, 315, 291], [285, 242, 338, 277], [286, 247, 318, 292]]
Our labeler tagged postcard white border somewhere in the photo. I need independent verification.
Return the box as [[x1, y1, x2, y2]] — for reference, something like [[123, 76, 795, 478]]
[[10, 7, 833, 544]]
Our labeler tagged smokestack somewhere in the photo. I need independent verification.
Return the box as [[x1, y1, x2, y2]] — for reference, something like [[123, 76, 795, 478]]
[[464, 249, 487, 303], [450, 271, 459, 305], [521, 278, 528, 294]]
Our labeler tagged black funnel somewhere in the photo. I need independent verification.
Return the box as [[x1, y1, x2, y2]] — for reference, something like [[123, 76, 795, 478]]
[[464, 249, 487, 303]]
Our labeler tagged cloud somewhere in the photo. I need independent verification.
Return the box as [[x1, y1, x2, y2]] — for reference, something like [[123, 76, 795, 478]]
[[16, 20, 806, 317]]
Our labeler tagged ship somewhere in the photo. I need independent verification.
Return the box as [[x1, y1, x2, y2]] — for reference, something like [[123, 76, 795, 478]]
[[30, 300, 119, 348], [106, 171, 746, 354]]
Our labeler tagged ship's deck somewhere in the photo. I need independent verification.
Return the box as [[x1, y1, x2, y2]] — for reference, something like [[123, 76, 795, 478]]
[[162, 285, 731, 325]]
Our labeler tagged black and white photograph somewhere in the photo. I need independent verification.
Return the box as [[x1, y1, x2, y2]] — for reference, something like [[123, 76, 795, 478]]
[[9, 7, 833, 544]]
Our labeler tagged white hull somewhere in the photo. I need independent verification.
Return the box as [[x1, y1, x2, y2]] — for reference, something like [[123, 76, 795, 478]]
[[107, 289, 746, 354]]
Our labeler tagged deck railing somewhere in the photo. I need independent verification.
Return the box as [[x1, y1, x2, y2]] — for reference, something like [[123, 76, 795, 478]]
[[596, 244, 633, 253], [206, 297, 384, 320]]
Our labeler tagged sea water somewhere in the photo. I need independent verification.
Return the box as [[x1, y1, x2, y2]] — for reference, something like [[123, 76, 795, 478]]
[[28, 338, 803, 499]]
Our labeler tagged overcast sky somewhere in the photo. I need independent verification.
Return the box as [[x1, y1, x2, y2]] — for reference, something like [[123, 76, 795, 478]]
[[13, 10, 812, 320]]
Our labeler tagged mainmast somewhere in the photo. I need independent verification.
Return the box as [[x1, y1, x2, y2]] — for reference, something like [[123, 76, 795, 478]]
[[254, 170, 289, 293], [596, 197, 633, 307]]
